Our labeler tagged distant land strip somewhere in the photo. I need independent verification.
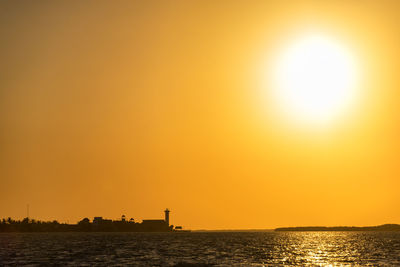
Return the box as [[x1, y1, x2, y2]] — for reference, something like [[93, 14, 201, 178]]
[[275, 224, 400, 231]]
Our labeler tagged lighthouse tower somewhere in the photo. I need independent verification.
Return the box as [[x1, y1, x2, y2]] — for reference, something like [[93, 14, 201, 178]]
[[164, 208, 170, 226]]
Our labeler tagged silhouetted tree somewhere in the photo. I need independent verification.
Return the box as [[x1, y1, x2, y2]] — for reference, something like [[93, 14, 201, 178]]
[[78, 218, 91, 231]]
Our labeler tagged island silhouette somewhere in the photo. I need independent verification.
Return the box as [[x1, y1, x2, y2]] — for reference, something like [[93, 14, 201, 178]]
[[275, 224, 400, 231], [1, 208, 399, 233], [0, 209, 191, 233]]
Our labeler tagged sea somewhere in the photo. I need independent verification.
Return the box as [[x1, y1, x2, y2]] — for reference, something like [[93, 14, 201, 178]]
[[1, 231, 400, 266]]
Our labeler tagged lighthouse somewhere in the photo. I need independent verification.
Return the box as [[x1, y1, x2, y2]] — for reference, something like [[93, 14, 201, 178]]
[[164, 208, 170, 226]]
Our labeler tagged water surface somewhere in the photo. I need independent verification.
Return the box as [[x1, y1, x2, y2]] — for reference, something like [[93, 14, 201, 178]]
[[1, 231, 399, 266]]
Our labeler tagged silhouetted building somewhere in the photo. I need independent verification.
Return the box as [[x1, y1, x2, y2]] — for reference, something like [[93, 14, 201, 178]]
[[142, 220, 166, 225], [164, 208, 170, 226], [141, 219, 169, 231]]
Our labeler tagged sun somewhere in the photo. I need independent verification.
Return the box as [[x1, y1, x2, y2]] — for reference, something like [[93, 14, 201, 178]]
[[271, 34, 359, 126]]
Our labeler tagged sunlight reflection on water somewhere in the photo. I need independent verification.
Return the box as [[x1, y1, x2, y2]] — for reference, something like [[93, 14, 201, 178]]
[[0, 231, 399, 266]]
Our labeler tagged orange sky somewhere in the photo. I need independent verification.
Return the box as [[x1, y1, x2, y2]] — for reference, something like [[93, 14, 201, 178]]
[[1, 0, 400, 229]]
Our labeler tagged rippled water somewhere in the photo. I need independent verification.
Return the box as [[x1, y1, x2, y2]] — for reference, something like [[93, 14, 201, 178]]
[[1, 232, 400, 266]]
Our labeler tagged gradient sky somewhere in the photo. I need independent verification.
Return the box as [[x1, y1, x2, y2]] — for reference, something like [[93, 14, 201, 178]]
[[1, 0, 400, 229]]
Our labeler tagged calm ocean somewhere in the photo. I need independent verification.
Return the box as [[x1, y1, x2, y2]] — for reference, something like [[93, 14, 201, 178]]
[[1, 231, 399, 266]]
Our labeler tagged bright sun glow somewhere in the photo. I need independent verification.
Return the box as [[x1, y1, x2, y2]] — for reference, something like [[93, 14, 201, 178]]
[[272, 34, 359, 125]]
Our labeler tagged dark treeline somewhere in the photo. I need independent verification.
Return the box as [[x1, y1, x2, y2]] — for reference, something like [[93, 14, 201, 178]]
[[0, 217, 173, 232], [0, 218, 71, 232], [275, 224, 400, 231]]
